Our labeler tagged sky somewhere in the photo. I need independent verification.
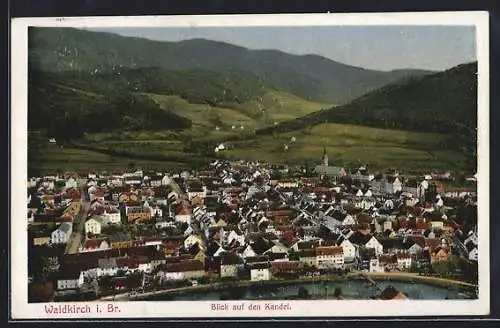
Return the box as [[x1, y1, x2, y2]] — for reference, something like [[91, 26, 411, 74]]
[[89, 25, 476, 71]]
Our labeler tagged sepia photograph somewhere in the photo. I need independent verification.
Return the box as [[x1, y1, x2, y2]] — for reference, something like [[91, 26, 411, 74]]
[[10, 12, 489, 319]]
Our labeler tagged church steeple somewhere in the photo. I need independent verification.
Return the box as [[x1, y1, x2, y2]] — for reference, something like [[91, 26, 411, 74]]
[[322, 147, 329, 166]]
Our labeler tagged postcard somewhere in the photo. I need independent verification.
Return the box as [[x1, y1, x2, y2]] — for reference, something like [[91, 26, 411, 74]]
[[10, 11, 490, 319]]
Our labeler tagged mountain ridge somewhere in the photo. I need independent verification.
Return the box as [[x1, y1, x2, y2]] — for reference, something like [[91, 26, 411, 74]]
[[29, 27, 434, 104]]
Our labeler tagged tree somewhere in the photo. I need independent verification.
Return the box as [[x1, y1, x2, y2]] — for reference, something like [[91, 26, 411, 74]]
[[99, 275, 114, 292], [40, 256, 60, 282], [334, 287, 343, 299], [125, 272, 143, 291], [298, 286, 310, 299]]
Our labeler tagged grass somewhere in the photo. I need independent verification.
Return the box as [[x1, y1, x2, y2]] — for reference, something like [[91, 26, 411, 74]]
[[233, 89, 331, 123], [30, 121, 468, 175], [146, 90, 329, 131], [147, 93, 258, 129], [217, 123, 469, 171], [28, 143, 192, 176]]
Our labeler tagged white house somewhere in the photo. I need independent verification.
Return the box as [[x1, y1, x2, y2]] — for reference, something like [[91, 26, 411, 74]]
[[408, 242, 423, 255], [342, 214, 356, 226], [184, 235, 205, 250], [241, 245, 257, 258], [65, 177, 78, 190], [85, 217, 104, 235], [250, 265, 271, 281], [56, 270, 84, 290], [151, 205, 163, 218], [369, 258, 384, 273], [396, 252, 412, 270], [220, 253, 242, 278], [469, 247, 478, 261], [51, 222, 72, 244], [264, 241, 289, 255], [315, 246, 344, 269], [340, 239, 357, 260], [365, 236, 383, 256], [227, 230, 246, 246], [393, 178, 402, 194], [161, 175, 172, 186]]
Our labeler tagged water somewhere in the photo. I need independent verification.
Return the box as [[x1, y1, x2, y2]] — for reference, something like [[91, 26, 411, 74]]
[[146, 279, 475, 301]]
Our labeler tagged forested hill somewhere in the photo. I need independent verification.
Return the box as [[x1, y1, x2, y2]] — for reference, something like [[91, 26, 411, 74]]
[[256, 62, 478, 166], [28, 69, 194, 141], [28, 27, 433, 104], [258, 62, 477, 136]]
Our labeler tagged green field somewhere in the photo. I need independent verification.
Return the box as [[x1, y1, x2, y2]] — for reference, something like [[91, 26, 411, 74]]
[[147, 90, 329, 131], [28, 142, 193, 176], [29, 121, 469, 175], [217, 123, 469, 171]]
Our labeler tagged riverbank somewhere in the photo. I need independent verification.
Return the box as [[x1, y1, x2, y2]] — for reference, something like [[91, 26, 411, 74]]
[[99, 272, 476, 302]]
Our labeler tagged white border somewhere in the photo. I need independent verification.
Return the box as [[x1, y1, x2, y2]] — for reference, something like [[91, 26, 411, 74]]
[[10, 11, 490, 319]]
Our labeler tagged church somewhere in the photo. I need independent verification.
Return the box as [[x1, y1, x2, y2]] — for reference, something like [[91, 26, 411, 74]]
[[313, 147, 347, 183]]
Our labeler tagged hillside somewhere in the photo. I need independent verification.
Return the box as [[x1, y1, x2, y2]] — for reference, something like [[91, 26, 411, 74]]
[[28, 69, 193, 140], [222, 62, 478, 171], [256, 62, 477, 154], [28, 67, 328, 141], [28, 27, 432, 104]]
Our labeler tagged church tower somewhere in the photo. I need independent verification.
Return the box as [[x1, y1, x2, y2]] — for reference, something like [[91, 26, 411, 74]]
[[322, 147, 329, 166]]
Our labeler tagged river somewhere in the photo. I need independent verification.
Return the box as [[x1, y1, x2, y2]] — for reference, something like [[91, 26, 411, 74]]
[[144, 279, 476, 301]]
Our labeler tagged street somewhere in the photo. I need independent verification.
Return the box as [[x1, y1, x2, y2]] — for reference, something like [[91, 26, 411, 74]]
[[65, 178, 90, 254]]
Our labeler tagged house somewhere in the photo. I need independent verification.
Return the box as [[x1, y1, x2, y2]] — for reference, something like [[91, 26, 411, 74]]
[[126, 206, 151, 223], [365, 236, 384, 256], [96, 258, 119, 277], [469, 247, 478, 261], [54, 267, 84, 290], [174, 204, 192, 223], [220, 252, 243, 278], [264, 241, 289, 257], [431, 247, 451, 264], [85, 217, 103, 235], [396, 252, 412, 270], [241, 245, 257, 258], [369, 258, 384, 273], [298, 250, 316, 267], [249, 263, 271, 281], [339, 238, 357, 261], [109, 232, 134, 249], [65, 177, 78, 190], [227, 230, 246, 246], [157, 260, 204, 281], [270, 261, 301, 278], [102, 209, 121, 224], [315, 246, 344, 269], [161, 175, 172, 186], [80, 238, 110, 253], [184, 234, 205, 251], [392, 177, 402, 194], [51, 222, 72, 244], [378, 254, 398, 271]]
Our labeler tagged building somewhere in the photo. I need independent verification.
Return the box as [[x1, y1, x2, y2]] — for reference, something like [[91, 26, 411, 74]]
[[54, 267, 84, 290], [85, 217, 103, 235], [51, 222, 72, 244], [249, 263, 271, 281], [109, 232, 134, 249], [220, 253, 243, 278], [315, 246, 344, 269]]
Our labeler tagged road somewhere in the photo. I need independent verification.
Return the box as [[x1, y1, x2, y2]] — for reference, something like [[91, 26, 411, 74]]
[[65, 178, 90, 254]]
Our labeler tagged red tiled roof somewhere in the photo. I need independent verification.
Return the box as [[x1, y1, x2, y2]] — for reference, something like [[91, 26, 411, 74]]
[[83, 238, 107, 249], [271, 261, 300, 271], [315, 246, 343, 256]]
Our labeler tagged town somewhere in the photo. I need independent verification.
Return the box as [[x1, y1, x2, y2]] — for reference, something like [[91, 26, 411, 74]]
[[27, 149, 478, 302]]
